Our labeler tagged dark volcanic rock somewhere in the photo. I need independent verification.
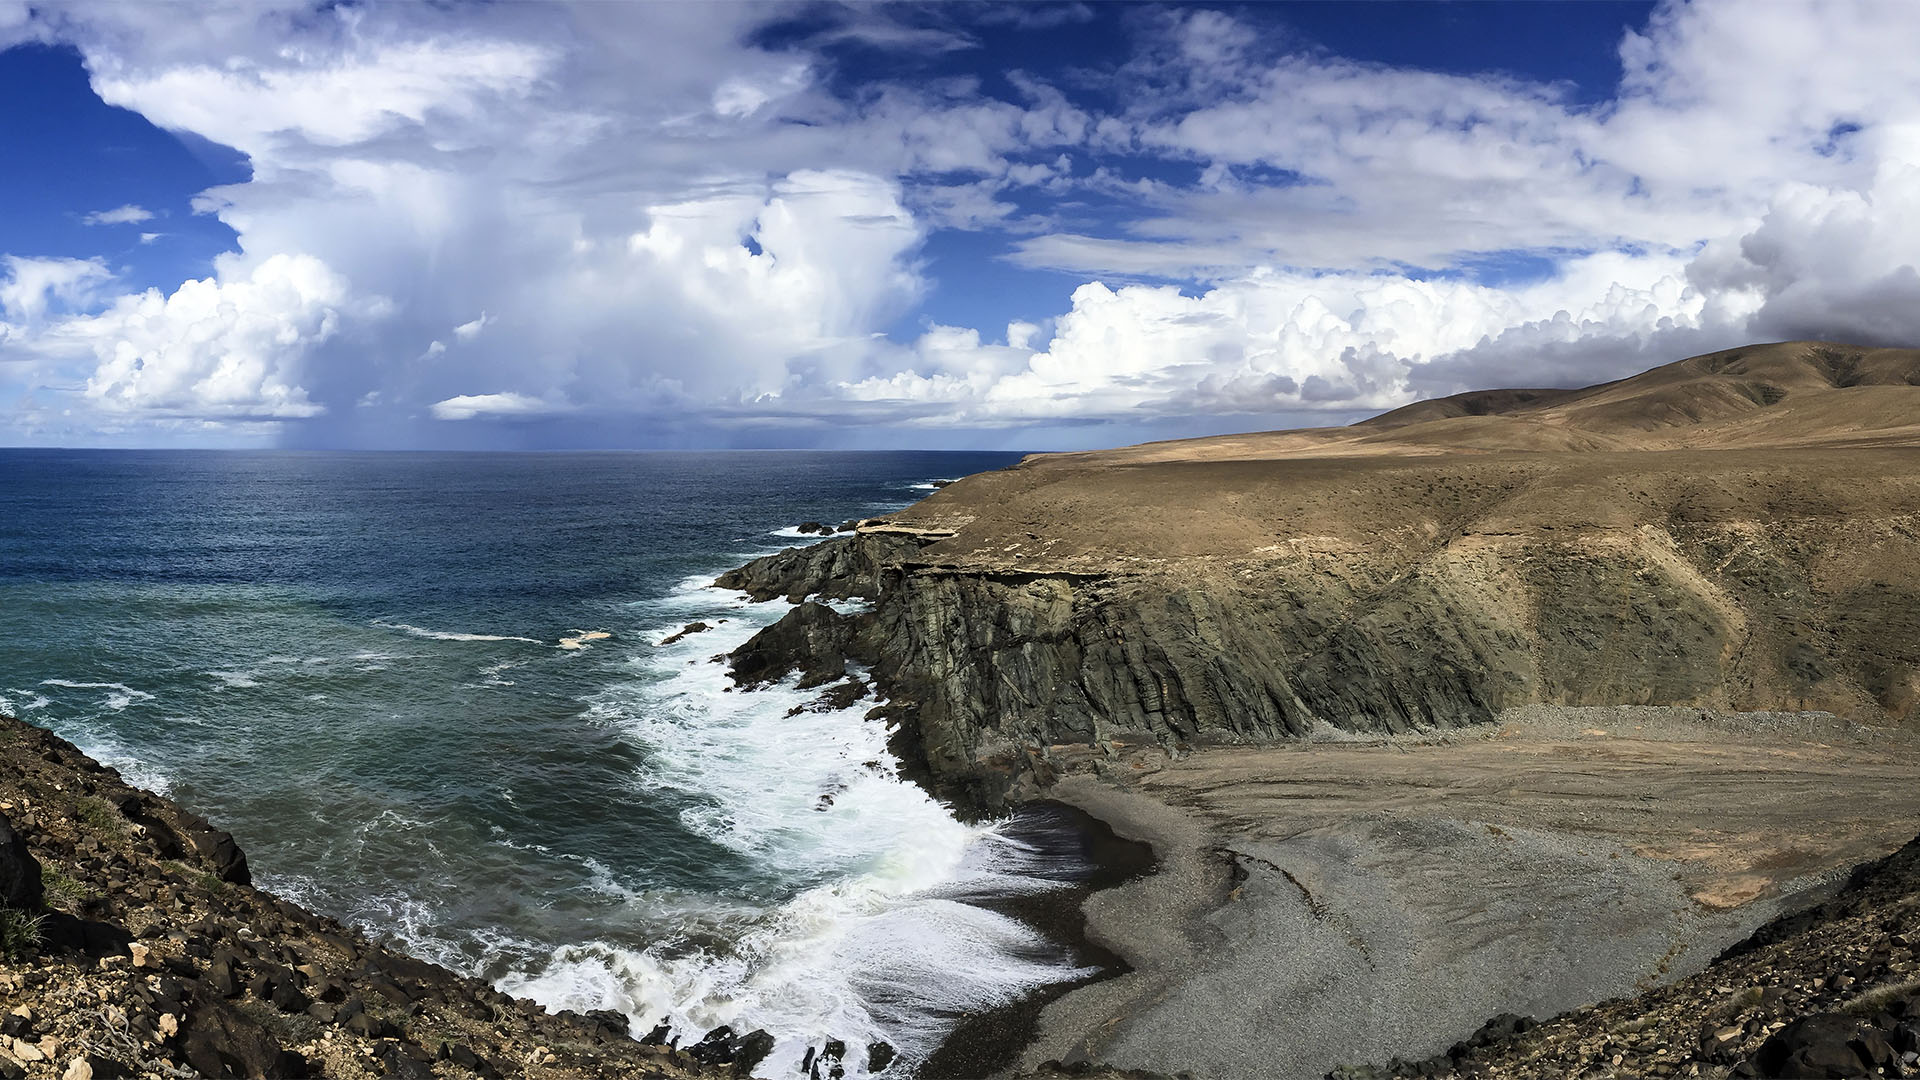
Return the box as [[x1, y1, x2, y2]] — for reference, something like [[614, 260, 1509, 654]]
[[0, 811, 42, 911], [180, 817, 252, 885], [721, 530, 1517, 810], [686, 1025, 740, 1065], [714, 532, 918, 603], [183, 999, 306, 1079], [1753, 1014, 1872, 1077], [737, 1029, 777, 1073], [660, 620, 711, 645], [729, 601, 861, 689], [0, 713, 726, 1080]]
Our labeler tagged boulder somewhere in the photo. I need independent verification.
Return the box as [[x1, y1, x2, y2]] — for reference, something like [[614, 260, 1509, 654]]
[[728, 602, 860, 690], [659, 622, 710, 646], [735, 1030, 775, 1075], [1753, 1014, 1872, 1078], [183, 826, 250, 887], [639, 1019, 673, 1046], [0, 813, 42, 911], [686, 1026, 739, 1066], [183, 1001, 305, 1079]]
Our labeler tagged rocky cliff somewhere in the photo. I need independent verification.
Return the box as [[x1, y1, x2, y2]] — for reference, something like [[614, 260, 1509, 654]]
[[720, 342, 1920, 810], [0, 715, 747, 1080]]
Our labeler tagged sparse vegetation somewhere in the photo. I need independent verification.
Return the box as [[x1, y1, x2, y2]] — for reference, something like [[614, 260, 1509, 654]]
[[1841, 977, 1920, 1016], [1807, 345, 1865, 387], [74, 795, 120, 832], [40, 863, 97, 911], [0, 907, 44, 960]]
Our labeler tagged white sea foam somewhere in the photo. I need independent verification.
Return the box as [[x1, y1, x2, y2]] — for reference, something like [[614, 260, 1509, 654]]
[[57, 725, 175, 795], [373, 621, 545, 645], [479, 659, 526, 687], [491, 581, 1091, 1078], [0, 691, 51, 713], [769, 525, 842, 539], [40, 679, 156, 711], [208, 670, 260, 689]]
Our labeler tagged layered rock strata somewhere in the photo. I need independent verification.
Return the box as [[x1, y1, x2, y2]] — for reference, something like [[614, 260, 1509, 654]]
[[722, 343, 1920, 812], [719, 447, 1920, 810]]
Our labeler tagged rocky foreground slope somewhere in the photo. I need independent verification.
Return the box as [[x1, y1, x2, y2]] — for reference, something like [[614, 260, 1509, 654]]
[[723, 341, 1920, 811], [0, 715, 752, 1080]]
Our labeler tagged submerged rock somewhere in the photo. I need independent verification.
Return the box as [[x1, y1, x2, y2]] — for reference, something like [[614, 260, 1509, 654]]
[[661, 620, 711, 645]]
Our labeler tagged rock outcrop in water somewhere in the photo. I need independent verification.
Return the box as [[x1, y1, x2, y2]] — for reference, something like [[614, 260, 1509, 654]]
[[720, 342, 1920, 812], [0, 714, 731, 1080]]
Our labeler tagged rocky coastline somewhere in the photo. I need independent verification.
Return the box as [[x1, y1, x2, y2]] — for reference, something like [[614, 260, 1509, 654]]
[[11, 341, 1920, 1079], [711, 342, 1920, 1079], [0, 714, 742, 1080]]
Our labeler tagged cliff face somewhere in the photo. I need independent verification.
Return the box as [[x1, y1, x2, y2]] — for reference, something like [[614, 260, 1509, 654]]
[[721, 344, 1920, 811]]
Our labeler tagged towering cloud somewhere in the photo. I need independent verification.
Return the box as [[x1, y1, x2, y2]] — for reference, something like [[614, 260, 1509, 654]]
[[3, 0, 1920, 446]]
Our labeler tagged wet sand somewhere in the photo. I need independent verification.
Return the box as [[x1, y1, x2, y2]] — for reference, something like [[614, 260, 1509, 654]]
[[919, 801, 1154, 1079], [1008, 706, 1920, 1080]]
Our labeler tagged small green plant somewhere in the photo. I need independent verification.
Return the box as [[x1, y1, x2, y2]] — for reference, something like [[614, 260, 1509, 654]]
[[40, 865, 96, 912], [0, 908, 44, 960], [1842, 977, 1920, 1016], [75, 796, 119, 832]]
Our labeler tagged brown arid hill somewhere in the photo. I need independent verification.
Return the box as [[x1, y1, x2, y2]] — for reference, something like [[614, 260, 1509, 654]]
[[717, 340, 1920, 1080], [723, 341, 1920, 812], [1064, 340, 1920, 463]]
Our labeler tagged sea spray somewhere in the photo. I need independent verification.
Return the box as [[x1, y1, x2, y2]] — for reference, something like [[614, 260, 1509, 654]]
[[495, 576, 1095, 1077], [0, 452, 1048, 1079]]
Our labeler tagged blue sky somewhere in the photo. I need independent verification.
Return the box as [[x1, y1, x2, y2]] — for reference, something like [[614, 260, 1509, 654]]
[[0, 0, 1915, 449]]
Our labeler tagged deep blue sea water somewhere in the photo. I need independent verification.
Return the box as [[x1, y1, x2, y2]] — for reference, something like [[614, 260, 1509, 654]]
[[0, 449, 1084, 1076]]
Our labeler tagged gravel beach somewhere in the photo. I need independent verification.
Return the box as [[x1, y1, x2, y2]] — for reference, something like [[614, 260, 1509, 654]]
[[1013, 706, 1920, 1080]]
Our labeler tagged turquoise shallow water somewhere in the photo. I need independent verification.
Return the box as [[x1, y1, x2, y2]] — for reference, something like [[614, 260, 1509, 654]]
[[0, 449, 1090, 1075]]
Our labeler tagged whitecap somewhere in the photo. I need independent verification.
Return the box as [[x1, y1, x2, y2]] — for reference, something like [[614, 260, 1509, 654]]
[[0, 691, 50, 713], [480, 659, 526, 687], [496, 585, 1092, 1077], [40, 679, 155, 711], [373, 620, 544, 645]]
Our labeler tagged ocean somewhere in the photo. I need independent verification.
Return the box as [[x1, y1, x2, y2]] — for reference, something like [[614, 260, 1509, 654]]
[[0, 448, 1096, 1077]]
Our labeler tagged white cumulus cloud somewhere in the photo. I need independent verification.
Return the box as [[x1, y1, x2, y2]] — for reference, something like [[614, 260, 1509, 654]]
[[81, 204, 154, 225], [8, 0, 1920, 446], [35, 254, 350, 419], [0, 256, 112, 323], [429, 391, 564, 420]]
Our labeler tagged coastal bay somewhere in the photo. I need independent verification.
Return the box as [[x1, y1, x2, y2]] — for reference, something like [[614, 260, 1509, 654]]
[[721, 341, 1920, 1079]]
